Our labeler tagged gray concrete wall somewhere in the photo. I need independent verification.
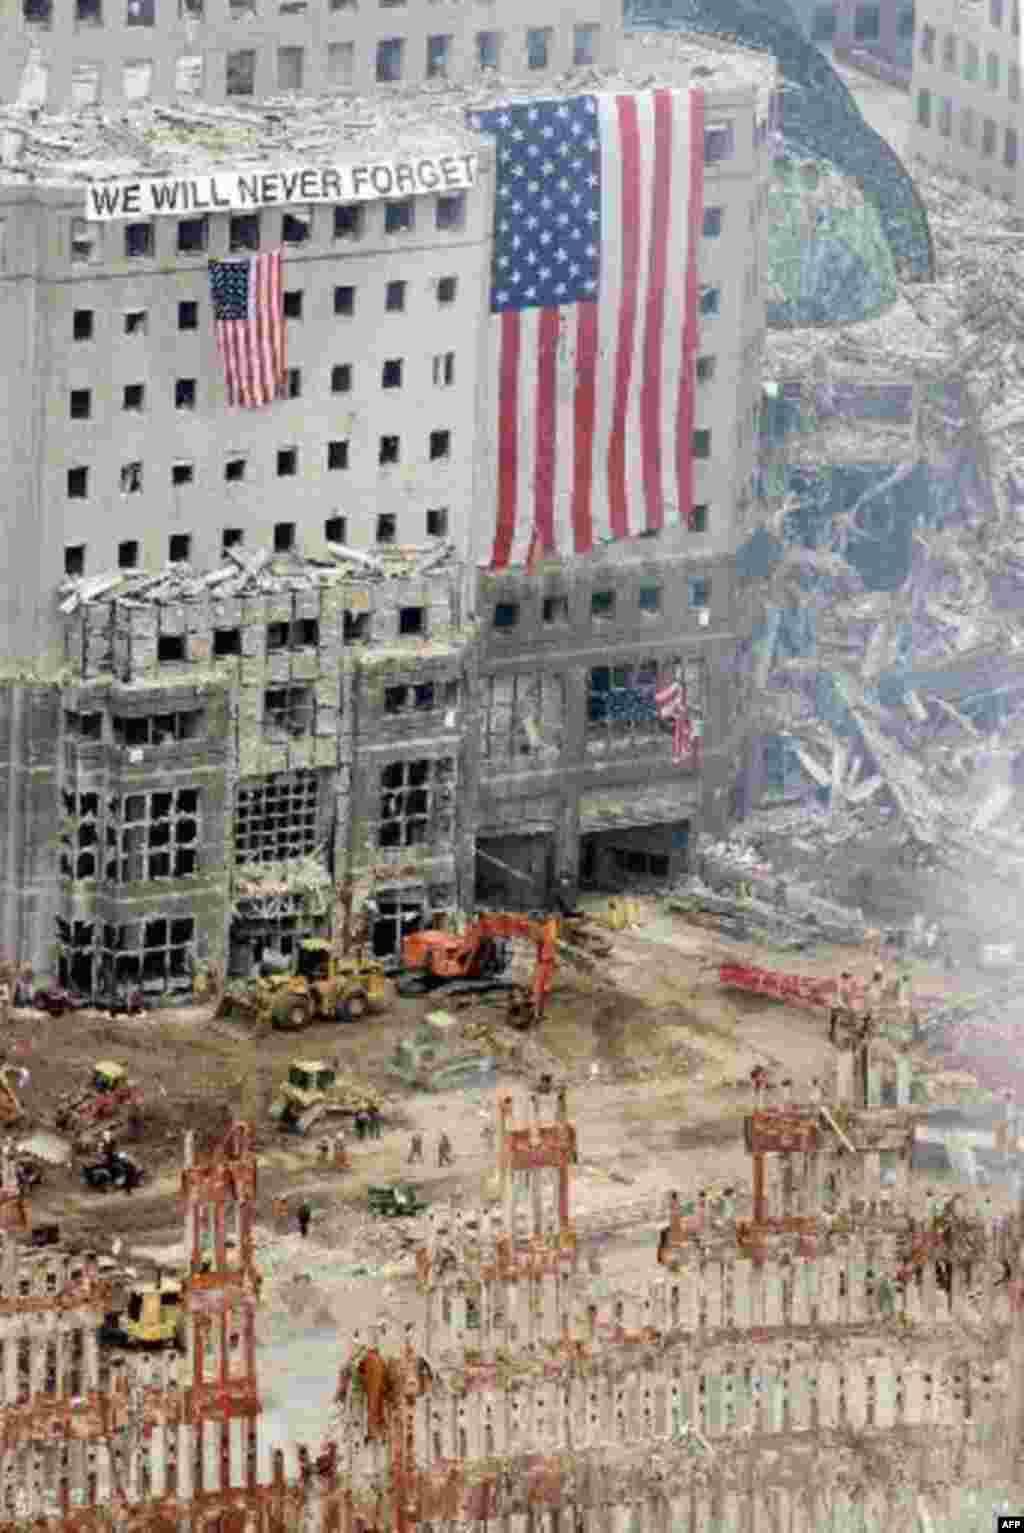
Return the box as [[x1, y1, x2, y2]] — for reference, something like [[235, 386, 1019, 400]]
[[4, 0, 621, 109]]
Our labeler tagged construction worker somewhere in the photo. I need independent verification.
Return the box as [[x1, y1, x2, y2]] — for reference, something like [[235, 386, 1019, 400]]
[[438, 1131, 453, 1168], [829, 972, 853, 1046], [297, 1200, 312, 1239], [407, 1132, 424, 1165], [354, 1110, 367, 1142], [368, 1104, 381, 1140], [865, 967, 884, 1023]]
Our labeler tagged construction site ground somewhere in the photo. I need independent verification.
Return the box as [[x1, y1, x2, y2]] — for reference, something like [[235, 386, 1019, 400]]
[[3, 896, 997, 1465]]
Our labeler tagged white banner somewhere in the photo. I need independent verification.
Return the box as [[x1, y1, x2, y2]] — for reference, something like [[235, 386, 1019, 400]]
[[84, 152, 478, 221]]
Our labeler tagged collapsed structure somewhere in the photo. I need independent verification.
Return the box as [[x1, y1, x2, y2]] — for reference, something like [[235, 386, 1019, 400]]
[[0, 1076, 1021, 1530], [0, 35, 777, 988]]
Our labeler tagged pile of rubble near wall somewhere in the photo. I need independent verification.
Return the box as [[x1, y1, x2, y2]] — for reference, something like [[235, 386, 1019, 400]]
[[731, 159, 1024, 947]]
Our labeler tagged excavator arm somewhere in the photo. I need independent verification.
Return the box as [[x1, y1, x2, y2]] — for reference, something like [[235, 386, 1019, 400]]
[[473, 913, 559, 1022]]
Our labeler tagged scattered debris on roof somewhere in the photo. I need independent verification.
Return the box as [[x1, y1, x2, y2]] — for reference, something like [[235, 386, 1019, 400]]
[[57, 542, 458, 614]]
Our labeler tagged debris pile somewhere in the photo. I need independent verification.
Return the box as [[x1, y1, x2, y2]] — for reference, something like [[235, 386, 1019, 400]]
[[58, 541, 459, 615]]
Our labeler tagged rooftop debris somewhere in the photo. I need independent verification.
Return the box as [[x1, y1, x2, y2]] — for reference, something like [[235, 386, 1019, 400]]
[[0, 41, 773, 186], [57, 541, 458, 614]]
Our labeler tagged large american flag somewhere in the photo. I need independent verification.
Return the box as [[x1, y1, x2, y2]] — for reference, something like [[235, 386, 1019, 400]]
[[470, 89, 705, 569], [208, 250, 286, 409]]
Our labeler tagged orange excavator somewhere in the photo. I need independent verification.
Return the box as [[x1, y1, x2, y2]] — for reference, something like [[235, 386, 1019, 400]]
[[398, 913, 559, 1027]]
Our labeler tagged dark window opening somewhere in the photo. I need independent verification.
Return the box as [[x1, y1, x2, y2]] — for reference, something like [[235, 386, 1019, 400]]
[[70, 389, 92, 420], [385, 280, 406, 312], [702, 206, 723, 238], [283, 290, 303, 320], [177, 217, 207, 253], [123, 383, 145, 411], [334, 284, 355, 315], [277, 448, 298, 477], [274, 522, 296, 552], [429, 429, 451, 461], [223, 527, 244, 549], [121, 461, 143, 494], [334, 204, 364, 240], [65, 545, 86, 577], [175, 378, 196, 410], [68, 468, 89, 500], [331, 364, 352, 393], [327, 440, 349, 471], [225, 458, 246, 483], [426, 507, 448, 538], [214, 628, 242, 657], [178, 300, 198, 330], [344, 609, 370, 641], [543, 594, 569, 624], [376, 513, 397, 543], [382, 358, 403, 389], [124, 310, 148, 335], [379, 436, 400, 466], [172, 463, 194, 487], [235, 771, 320, 865], [437, 276, 457, 305], [169, 534, 192, 563], [264, 686, 314, 738], [436, 193, 465, 231], [125, 223, 153, 258], [493, 602, 519, 629], [157, 635, 187, 663], [282, 213, 309, 245], [73, 309, 94, 340], [638, 585, 661, 613], [325, 515, 347, 544], [399, 606, 425, 636], [118, 540, 140, 570], [287, 368, 302, 398], [591, 589, 615, 618], [229, 213, 260, 252]]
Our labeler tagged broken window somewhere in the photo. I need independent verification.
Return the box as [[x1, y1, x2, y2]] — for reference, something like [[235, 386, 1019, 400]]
[[426, 507, 448, 538], [277, 448, 297, 477], [543, 594, 569, 624], [480, 674, 565, 760], [101, 916, 196, 995], [344, 608, 370, 641], [331, 365, 352, 394], [64, 712, 103, 742], [325, 515, 347, 543], [71, 219, 97, 264], [214, 628, 241, 657], [73, 309, 94, 340], [124, 309, 147, 334], [327, 440, 349, 470], [113, 711, 203, 747], [235, 771, 320, 865], [432, 352, 455, 387], [226, 49, 255, 95], [265, 619, 319, 651], [399, 605, 425, 636], [67, 467, 89, 500], [120, 461, 143, 494], [123, 383, 145, 411], [384, 682, 438, 715], [60, 792, 101, 880], [377, 758, 455, 849], [263, 686, 313, 739], [429, 429, 451, 460], [158, 634, 186, 663], [105, 790, 200, 883], [333, 204, 363, 240], [65, 544, 86, 576], [118, 540, 139, 570], [379, 436, 400, 467], [283, 290, 303, 319], [591, 589, 615, 619], [70, 389, 91, 420]]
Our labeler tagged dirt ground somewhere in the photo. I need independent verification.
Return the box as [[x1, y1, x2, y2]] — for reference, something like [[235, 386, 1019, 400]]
[[7, 895, 972, 1262]]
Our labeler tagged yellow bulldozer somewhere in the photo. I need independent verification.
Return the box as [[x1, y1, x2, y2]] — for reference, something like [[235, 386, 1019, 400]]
[[271, 1058, 383, 1136], [220, 940, 388, 1031], [99, 1276, 185, 1351]]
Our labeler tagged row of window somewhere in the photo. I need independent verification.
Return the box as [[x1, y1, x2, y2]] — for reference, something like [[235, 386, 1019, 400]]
[[919, 27, 1021, 97], [66, 354, 457, 420], [69, 277, 458, 344], [916, 89, 1019, 164], [810, 2, 914, 42], [63, 508, 450, 576], [492, 575, 711, 631], [65, 430, 455, 501], [42, 21, 590, 109], [71, 202, 466, 265]]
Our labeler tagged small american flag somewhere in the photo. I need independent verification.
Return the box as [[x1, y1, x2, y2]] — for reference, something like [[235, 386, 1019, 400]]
[[656, 675, 695, 766], [208, 250, 285, 409], [469, 88, 705, 568]]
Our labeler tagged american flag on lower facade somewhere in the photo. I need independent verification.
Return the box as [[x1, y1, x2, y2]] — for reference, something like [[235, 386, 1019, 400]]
[[656, 675, 696, 766], [208, 249, 285, 408], [469, 88, 705, 569]]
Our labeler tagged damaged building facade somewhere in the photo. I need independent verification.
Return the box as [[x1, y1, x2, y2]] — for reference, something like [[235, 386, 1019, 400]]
[[0, 41, 775, 988]]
